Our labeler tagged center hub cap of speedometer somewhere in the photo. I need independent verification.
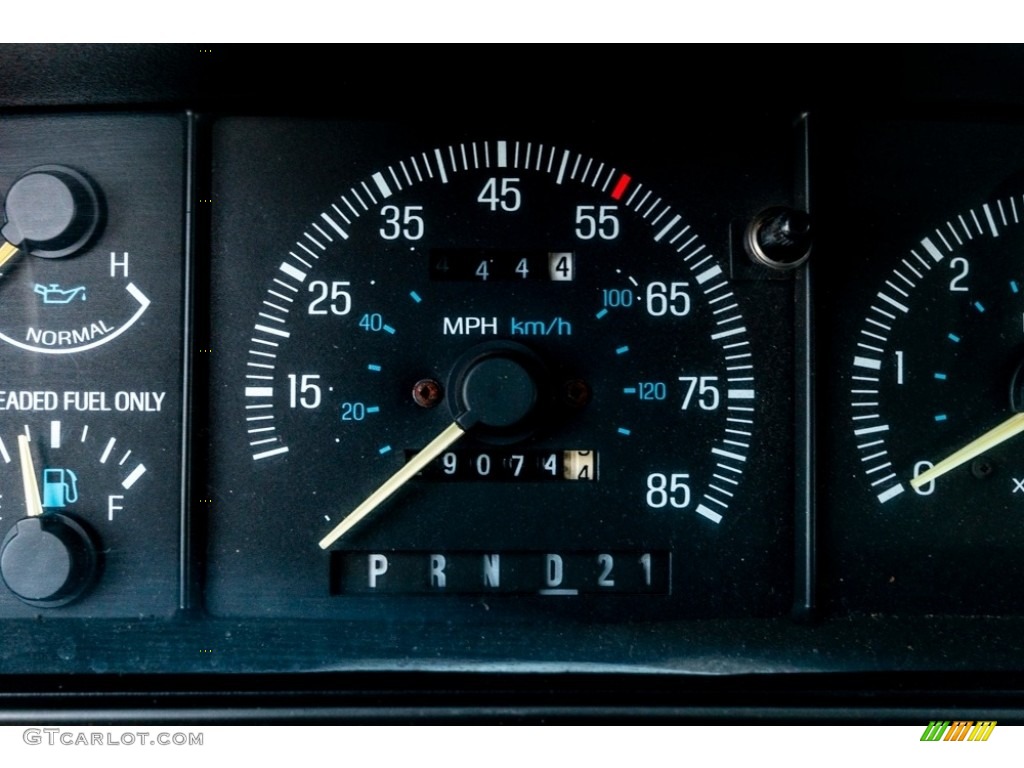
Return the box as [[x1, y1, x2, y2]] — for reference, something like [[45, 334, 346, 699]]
[[448, 340, 550, 441], [461, 357, 537, 428]]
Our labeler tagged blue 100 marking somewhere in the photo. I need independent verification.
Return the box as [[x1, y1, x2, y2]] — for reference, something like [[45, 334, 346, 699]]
[[602, 288, 634, 308]]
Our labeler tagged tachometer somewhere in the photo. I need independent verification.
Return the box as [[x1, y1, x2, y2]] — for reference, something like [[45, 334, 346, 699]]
[[836, 195, 1024, 612], [821, 117, 1024, 616], [847, 199, 1024, 506]]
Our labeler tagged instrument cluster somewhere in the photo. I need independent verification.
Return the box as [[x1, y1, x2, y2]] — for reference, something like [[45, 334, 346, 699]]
[[0, 46, 1022, 718]]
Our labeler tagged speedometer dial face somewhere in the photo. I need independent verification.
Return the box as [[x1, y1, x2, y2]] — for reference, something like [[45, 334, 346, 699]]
[[207, 121, 794, 621]]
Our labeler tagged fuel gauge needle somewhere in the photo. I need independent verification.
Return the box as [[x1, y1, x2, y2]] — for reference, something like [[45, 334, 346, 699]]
[[319, 420, 470, 549], [18, 434, 43, 517], [910, 412, 1024, 490]]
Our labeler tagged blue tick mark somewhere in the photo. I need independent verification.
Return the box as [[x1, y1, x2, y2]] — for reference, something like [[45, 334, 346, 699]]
[[934, 372, 947, 380], [948, 333, 960, 343], [934, 414, 948, 422], [409, 291, 422, 303], [596, 308, 608, 320], [974, 301, 986, 313], [617, 427, 631, 436], [615, 345, 630, 355], [378, 445, 392, 455]]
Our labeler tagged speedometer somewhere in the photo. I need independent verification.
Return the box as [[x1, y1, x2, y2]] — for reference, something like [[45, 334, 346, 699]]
[[206, 120, 795, 622]]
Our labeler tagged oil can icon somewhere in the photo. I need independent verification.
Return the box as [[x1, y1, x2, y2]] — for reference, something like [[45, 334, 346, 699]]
[[33, 284, 87, 304], [42, 468, 78, 508]]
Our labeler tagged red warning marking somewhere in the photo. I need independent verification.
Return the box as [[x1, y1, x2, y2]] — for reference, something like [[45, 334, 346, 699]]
[[610, 173, 631, 201]]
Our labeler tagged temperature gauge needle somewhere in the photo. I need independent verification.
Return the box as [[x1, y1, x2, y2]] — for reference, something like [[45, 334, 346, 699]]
[[18, 434, 43, 517], [910, 412, 1024, 490], [0, 241, 18, 270], [319, 420, 469, 549]]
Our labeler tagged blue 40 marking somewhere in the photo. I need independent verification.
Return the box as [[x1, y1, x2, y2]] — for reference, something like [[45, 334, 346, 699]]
[[359, 313, 395, 334]]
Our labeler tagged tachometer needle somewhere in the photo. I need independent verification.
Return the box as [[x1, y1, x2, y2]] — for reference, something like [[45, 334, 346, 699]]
[[18, 434, 43, 517], [319, 420, 469, 549], [910, 412, 1024, 490]]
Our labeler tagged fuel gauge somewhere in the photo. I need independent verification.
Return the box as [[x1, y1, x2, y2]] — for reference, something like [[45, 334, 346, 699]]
[[0, 423, 151, 607]]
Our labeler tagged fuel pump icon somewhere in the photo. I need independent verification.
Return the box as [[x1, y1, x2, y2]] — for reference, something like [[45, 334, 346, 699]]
[[42, 468, 78, 508]]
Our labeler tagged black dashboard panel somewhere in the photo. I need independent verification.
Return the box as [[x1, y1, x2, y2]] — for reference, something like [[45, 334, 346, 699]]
[[1, 44, 1024, 722]]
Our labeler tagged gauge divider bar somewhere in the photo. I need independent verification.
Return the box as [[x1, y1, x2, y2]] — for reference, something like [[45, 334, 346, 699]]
[[793, 112, 815, 620], [178, 111, 197, 614]]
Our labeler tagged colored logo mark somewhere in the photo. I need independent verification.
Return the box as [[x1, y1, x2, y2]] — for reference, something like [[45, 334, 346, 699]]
[[920, 720, 996, 741], [34, 283, 87, 304]]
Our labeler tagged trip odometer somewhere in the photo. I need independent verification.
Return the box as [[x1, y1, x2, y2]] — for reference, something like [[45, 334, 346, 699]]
[[208, 123, 785, 621]]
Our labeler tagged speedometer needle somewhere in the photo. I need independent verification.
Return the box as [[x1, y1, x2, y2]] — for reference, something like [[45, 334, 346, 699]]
[[18, 434, 43, 517], [318, 420, 469, 549], [910, 412, 1024, 490]]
